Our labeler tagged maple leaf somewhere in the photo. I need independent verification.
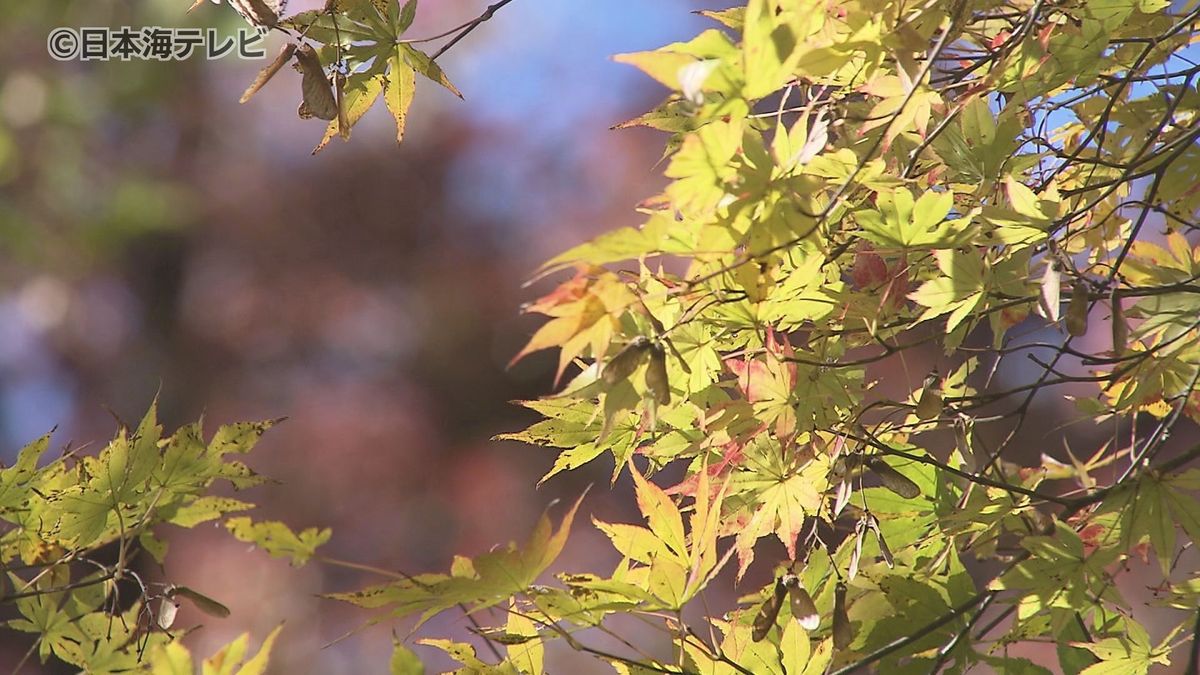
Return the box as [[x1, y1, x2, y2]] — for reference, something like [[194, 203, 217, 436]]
[[725, 329, 798, 440]]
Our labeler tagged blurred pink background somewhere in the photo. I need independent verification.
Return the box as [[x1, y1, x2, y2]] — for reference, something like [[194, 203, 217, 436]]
[[0, 1, 721, 671]]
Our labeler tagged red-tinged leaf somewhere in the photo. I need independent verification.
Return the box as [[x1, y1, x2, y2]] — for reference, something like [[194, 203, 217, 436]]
[[725, 329, 798, 439], [523, 266, 595, 314], [509, 314, 587, 368], [666, 440, 744, 498], [851, 243, 889, 290], [510, 269, 634, 384], [734, 470, 823, 578], [725, 358, 773, 404]]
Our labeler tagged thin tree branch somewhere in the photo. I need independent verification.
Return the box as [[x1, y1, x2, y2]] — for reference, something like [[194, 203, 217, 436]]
[[430, 0, 516, 61]]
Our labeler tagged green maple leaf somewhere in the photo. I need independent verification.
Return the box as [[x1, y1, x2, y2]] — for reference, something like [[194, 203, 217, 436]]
[[855, 188, 970, 250], [908, 248, 988, 333]]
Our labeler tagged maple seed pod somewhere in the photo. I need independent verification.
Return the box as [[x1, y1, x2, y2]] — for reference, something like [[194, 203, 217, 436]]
[[833, 478, 853, 518], [847, 530, 862, 581], [335, 71, 349, 139], [866, 457, 920, 499], [914, 372, 942, 420], [1066, 281, 1089, 337], [1111, 293, 1128, 356], [832, 582, 853, 650], [866, 515, 894, 568], [169, 585, 232, 619], [645, 342, 671, 405], [156, 597, 179, 631], [752, 578, 787, 642], [782, 575, 820, 630], [241, 42, 298, 104], [602, 337, 650, 386], [876, 531, 894, 568], [294, 44, 339, 121], [954, 415, 977, 473], [1038, 261, 1062, 321]]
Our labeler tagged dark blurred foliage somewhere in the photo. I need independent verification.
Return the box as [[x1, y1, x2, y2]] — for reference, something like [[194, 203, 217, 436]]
[[0, 0, 719, 671]]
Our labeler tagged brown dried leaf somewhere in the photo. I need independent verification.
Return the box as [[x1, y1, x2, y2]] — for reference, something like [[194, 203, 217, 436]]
[[294, 43, 338, 121]]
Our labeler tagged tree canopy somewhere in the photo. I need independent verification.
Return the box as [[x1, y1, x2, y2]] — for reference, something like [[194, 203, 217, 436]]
[[7, 0, 1200, 673]]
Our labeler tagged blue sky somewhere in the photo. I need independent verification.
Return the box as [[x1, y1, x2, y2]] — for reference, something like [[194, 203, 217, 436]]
[[435, 0, 718, 256], [447, 0, 711, 130]]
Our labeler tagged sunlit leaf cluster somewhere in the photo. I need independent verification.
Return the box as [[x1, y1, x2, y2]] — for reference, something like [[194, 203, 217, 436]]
[[329, 0, 1200, 672], [0, 403, 321, 672]]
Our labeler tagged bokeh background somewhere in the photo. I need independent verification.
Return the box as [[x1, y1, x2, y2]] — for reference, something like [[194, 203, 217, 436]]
[[0, 1, 725, 671]]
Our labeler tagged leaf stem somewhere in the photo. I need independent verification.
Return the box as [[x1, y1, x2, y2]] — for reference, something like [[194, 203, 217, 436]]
[[396, 0, 517, 60]]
